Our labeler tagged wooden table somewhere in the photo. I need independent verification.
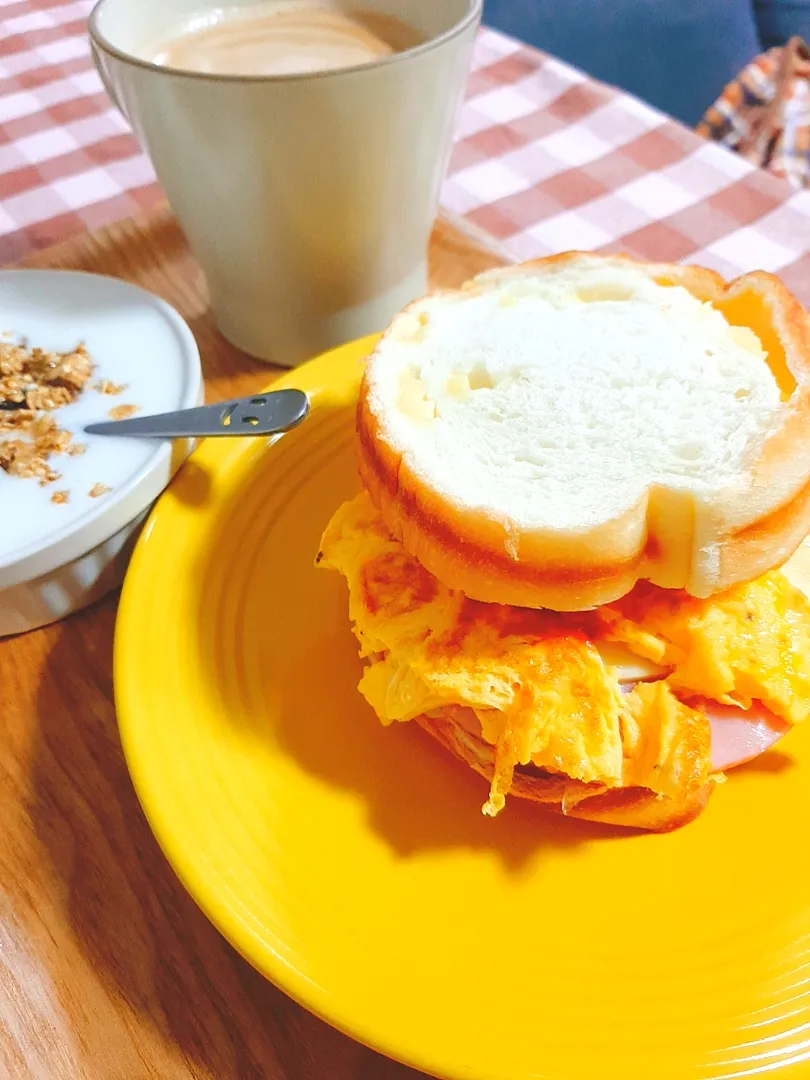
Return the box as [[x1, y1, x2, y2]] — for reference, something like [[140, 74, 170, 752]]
[[0, 211, 505, 1080]]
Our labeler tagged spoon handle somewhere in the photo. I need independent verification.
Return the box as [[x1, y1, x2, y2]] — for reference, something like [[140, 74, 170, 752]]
[[84, 389, 309, 439]]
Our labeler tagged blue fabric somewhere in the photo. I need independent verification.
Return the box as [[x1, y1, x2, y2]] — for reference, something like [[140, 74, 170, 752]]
[[483, 0, 809, 127], [755, 0, 810, 48]]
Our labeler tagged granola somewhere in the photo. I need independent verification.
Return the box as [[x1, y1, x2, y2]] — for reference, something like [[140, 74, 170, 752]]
[[0, 339, 94, 484]]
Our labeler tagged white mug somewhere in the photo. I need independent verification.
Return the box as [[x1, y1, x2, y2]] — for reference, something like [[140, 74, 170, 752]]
[[89, 0, 481, 366]]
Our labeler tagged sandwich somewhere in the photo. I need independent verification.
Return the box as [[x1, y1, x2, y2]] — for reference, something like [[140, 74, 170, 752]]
[[317, 252, 810, 831]]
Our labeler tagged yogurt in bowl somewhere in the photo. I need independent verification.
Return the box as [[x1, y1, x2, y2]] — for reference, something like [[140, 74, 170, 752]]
[[0, 269, 202, 636]]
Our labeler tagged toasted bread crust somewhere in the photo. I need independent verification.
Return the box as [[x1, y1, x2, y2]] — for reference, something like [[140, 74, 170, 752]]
[[358, 252, 810, 610], [416, 709, 713, 832]]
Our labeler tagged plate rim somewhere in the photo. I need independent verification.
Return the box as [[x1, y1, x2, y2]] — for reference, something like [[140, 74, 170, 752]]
[[112, 334, 457, 1075], [0, 268, 202, 589], [113, 332, 810, 1080]]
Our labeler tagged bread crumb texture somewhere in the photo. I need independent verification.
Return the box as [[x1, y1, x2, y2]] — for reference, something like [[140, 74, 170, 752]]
[[371, 262, 780, 531]]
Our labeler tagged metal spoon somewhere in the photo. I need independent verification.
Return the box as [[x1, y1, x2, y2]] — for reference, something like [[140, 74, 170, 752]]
[[84, 389, 309, 439]]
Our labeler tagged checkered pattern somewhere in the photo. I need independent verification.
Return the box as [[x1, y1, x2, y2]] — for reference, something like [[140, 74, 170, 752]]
[[3, 1, 810, 303]]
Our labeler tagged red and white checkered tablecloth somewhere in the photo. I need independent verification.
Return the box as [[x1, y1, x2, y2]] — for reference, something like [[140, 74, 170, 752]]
[[3, 0, 810, 302]]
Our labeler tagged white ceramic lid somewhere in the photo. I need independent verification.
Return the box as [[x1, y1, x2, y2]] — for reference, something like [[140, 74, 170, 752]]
[[0, 269, 202, 591]]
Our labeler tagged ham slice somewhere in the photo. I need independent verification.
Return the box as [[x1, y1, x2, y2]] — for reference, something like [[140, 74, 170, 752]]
[[607, 636, 789, 771], [617, 673, 790, 768], [619, 678, 789, 770], [444, 686, 788, 774], [702, 699, 789, 771]]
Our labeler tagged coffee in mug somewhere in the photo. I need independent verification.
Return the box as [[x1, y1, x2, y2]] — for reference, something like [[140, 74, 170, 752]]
[[90, 0, 481, 366], [150, 1, 425, 77]]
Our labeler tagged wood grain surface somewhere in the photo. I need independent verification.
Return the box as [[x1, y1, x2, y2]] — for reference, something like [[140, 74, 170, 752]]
[[0, 210, 506, 1080]]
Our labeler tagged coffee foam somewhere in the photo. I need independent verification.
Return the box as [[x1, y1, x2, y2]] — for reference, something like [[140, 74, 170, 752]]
[[152, 1, 423, 76]]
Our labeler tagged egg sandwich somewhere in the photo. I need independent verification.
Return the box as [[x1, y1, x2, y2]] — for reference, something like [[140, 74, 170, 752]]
[[317, 253, 810, 831]]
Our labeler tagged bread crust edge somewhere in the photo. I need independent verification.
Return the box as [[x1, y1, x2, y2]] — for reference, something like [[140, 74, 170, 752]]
[[358, 252, 810, 610]]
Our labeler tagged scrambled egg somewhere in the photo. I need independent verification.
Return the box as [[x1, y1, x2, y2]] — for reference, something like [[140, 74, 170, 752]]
[[317, 493, 810, 816]]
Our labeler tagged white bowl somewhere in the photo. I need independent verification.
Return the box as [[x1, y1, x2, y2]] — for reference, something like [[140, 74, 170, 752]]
[[0, 269, 202, 636]]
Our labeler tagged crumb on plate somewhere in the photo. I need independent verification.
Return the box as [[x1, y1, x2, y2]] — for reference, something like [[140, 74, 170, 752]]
[[93, 379, 128, 396], [108, 403, 139, 421], [51, 490, 69, 505], [89, 482, 112, 498]]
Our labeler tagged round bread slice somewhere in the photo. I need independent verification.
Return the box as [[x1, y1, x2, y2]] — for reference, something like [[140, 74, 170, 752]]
[[357, 252, 810, 610]]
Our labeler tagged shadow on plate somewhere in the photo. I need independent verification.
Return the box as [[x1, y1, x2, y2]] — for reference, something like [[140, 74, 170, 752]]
[[275, 633, 630, 868], [192, 401, 635, 870], [165, 457, 214, 507], [728, 749, 797, 777]]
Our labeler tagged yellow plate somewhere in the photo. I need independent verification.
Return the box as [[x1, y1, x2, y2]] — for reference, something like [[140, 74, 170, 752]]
[[116, 336, 810, 1080]]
